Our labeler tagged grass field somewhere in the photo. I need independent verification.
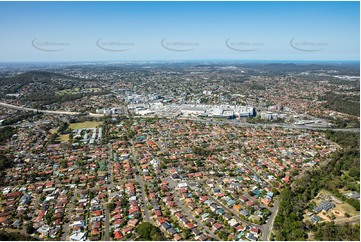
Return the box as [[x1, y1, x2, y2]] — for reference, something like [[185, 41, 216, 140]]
[[56, 134, 69, 142], [56, 87, 102, 95], [85, 88, 102, 92], [337, 201, 359, 215], [56, 87, 81, 95], [69, 121, 102, 130]]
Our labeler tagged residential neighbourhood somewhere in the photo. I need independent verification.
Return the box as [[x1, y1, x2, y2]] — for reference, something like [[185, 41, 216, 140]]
[[0, 61, 359, 241], [0, 111, 345, 241]]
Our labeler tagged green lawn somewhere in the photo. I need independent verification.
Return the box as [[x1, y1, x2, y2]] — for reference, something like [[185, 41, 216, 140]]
[[69, 121, 102, 130], [56, 134, 69, 142], [56, 87, 81, 95]]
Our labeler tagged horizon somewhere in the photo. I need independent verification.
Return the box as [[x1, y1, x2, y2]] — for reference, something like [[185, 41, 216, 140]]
[[0, 59, 360, 65], [0, 1, 359, 62]]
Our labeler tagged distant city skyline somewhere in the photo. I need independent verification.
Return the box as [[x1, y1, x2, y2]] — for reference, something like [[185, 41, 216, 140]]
[[0, 1, 359, 62]]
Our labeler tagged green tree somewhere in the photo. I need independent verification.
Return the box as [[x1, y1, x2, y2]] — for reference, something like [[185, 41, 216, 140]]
[[136, 222, 164, 241], [107, 202, 116, 211], [26, 223, 36, 234]]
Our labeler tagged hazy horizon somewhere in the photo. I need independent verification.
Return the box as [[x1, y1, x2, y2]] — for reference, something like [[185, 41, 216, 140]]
[[0, 1, 359, 62]]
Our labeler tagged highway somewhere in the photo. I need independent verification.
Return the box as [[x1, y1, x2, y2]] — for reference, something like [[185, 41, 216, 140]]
[[0, 101, 359, 133], [175, 117, 360, 133], [0, 101, 81, 115], [0, 101, 103, 116]]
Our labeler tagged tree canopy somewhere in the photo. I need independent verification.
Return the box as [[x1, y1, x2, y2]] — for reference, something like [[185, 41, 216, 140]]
[[136, 222, 164, 241]]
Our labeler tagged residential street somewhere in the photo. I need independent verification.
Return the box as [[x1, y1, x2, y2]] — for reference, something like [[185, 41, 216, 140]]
[[203, 185, 257, 228], [61, 191, 77, 241], [104, 204, 110, 241], [130, 142, 151, 223], [260, 198, 280, 241], [167, 176, 220, 240]]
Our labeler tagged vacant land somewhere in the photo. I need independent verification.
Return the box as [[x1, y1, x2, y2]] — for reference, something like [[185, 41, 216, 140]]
[[69, 121, 102, 130]]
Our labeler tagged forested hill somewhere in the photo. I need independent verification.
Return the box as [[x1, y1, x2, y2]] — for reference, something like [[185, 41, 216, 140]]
[[0, 71, 93, 87], [272, 131, 360, 241]]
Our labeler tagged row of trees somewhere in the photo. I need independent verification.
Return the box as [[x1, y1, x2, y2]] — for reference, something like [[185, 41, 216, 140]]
[[0, 231, 38, 241]]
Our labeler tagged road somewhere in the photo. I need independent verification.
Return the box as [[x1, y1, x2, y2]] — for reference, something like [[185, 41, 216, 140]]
[[0, 101, 81, 115], [20, 195, 40, 235], [241, 191, 271, 210], [102, 143, 114, 241], [130, 141, 151, 223], [232, 147, 275, 189], [167, 176, 220, 240], [334, 215, 360, 225], [107, 143, 114, 190], [1, 101, 359, 133], [104, 203, 110, 241], [134, 115, 360, 133], [0, 101, 104, 117], [61, 191, 77, 241], [260, 198, 280, 241], [202, 179, 280, 240], [202, 185, 257, 228]]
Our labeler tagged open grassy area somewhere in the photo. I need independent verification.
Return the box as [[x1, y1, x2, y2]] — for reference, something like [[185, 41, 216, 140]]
[[85, 87, 102, 92], [56, 87, 102, 95], [56, 87, 81, 95], [69, 121, 102, 130], [337, 201, 359, 215], [56, 134, 69, 142]]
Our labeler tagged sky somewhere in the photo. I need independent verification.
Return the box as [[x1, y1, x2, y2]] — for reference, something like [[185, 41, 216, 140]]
[[0, 1, 359, 62]]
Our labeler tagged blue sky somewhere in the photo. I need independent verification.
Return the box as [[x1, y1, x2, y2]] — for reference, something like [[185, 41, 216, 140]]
[[0, 1, 359, 62]]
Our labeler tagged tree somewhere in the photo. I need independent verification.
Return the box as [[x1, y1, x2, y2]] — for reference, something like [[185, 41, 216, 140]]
[[107, 202, 116, 211], [0, 231, 38, 241], [218, 230, 229, 241], [181, 228, 191, 240], [136, 222, 164, 241], [271, 188, 280, 196], [26, 223, 36, 234], [60, 159, 67, 168]]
